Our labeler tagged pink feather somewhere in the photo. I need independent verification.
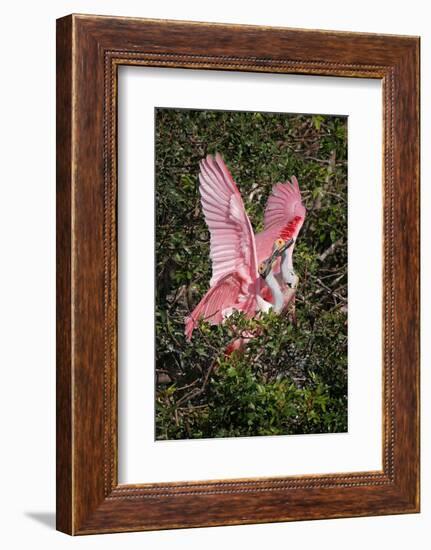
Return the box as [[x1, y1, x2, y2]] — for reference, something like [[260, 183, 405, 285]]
[[185, 154, 306, 339]]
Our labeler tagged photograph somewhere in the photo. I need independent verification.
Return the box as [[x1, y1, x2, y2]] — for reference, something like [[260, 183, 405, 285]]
[[155, 107, 348, 440]]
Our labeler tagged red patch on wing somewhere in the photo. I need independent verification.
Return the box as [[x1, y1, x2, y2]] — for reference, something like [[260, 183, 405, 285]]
[[279, 216, 303, 240], [260, 285, 273, 303]]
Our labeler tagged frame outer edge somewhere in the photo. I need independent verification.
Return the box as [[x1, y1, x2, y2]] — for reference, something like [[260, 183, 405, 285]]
[[392, 38, 420, 511], [56, 14, 74, 535]]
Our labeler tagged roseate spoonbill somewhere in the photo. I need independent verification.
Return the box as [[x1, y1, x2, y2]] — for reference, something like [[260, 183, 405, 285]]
[[185, 153, 305, 340]]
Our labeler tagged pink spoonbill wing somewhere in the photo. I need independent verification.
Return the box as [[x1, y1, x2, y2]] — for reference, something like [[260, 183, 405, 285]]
[[254, 177, 306, 266], [263, 176, 306, 236], [185, 272, 258, 340], [199, 153, 259, 288]]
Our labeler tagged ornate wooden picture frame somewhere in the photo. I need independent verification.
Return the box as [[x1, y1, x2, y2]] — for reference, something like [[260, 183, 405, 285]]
[[56, 14, 420, 535]]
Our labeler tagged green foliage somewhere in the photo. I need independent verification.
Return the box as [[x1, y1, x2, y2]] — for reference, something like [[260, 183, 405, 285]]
[[155, 108, 348, 440]]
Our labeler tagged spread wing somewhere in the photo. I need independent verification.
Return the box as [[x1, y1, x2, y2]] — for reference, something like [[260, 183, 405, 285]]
[[263, 176, 306, 235], [199, 153, 258, 287], [184, 272, 257, 340]]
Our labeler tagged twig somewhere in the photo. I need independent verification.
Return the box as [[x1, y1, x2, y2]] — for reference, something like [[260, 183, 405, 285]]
[[178, 403, 209, 412], [318, 238, 344, 262], [176, 380, 199, 393], [176, 358, 218, 406]]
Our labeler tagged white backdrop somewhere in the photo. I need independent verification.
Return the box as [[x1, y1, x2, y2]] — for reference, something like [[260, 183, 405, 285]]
[[0, 1, 428, 549], [118, 67, 382, 483]]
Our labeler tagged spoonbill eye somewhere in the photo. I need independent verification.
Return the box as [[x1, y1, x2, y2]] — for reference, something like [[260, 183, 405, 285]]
[[275, 238, 285, 250]]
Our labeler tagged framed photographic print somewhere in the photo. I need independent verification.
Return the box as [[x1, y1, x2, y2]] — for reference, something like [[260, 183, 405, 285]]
[[56, 14, 420, 534]]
